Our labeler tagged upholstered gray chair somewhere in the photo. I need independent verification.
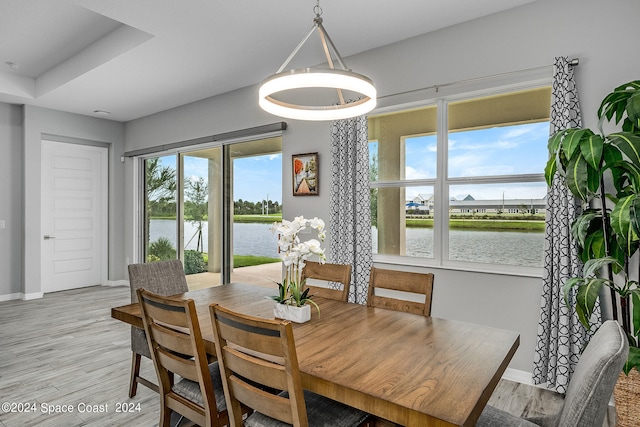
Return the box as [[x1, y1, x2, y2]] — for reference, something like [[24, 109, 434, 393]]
[[476, 320, 628, 427], [127, 259, 189, 397]]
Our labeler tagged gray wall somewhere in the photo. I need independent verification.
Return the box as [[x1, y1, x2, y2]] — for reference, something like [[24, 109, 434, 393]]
[[0, 104, 24, 298], [20, 106, 125, 297], [123, 0, 640, 372]]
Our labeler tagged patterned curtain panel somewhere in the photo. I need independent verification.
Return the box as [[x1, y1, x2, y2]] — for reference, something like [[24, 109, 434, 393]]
[[532, 56, 600, 393], [329, 115, 373, 304]]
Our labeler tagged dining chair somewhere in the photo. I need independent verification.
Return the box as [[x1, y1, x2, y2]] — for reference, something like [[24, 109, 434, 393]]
[[137, 288, 231, 427], [128, 259, 189, 397], [301, 261, 352, 302], [366, 267, 434, 316], [209, 303, 371, 427], [476, 320, 628, 427]]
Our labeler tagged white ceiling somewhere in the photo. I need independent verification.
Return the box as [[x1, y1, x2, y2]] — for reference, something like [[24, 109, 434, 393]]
[[0, 0, 538, 122]]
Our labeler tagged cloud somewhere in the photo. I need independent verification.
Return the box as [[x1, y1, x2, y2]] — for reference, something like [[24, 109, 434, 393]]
[[461, 165, 515, 176], [405, 165, 434, 180], [449, 137, 520, 151], [448, 122, 550, 153], [502, 127, 530, 138], [448, 153, 487, 176]]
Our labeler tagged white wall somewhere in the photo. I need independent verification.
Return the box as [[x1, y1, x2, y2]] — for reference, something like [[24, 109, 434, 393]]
[[22, 106, 126, 297], [123, 0, 640, 372]]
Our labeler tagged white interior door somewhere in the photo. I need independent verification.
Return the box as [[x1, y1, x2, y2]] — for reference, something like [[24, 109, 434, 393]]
[[41, 140, 108, 293]]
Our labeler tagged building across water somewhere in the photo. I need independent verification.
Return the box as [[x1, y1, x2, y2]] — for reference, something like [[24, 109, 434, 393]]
[[406, 193, 547, 215]]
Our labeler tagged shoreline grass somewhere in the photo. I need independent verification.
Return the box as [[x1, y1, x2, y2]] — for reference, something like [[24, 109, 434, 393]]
[[233, 214, 282, 224], [154, 214, 544, 231], [234, 254, 280, 267], [203, 253, 280, 267], [406, 218, 544, 231]]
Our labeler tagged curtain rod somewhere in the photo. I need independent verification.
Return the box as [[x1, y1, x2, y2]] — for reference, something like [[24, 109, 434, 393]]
[[122, 122, 287, 158], [378, 58, 579, 100]]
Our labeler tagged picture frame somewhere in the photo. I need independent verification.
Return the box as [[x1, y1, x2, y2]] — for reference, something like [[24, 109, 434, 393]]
[[292, 152, 319, 196]]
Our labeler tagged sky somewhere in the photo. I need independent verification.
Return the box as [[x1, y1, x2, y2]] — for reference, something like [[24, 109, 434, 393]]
[[231, 154, 282, 203], [156, 121, 548, 205], [370, 121, 550, 201]]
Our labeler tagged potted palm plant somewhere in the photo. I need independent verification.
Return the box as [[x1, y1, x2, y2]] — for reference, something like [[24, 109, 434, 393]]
[[270, 216, 326, 322], [546, 80, 640, 424]]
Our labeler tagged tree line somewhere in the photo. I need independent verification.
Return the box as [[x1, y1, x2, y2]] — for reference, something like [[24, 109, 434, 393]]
[[145, 158, 282, 219], [147, 198, 282, 218]]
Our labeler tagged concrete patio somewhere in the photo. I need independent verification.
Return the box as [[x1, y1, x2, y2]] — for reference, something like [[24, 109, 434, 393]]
[[185, 261, 281, 290]]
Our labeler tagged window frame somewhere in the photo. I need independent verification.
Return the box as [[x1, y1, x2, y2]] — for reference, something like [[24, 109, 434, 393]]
[[132, 130, 284, 284], [369, 79, 551, 277]]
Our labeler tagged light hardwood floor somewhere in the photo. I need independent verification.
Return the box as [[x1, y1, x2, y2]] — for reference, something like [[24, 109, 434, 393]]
[[0, 285, 614, 427]]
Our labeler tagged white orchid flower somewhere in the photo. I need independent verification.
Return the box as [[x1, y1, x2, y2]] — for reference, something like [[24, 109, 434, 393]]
[[309, 217, 325, 231], [272, 216, 328, 306], [282, 252, 299, 267]]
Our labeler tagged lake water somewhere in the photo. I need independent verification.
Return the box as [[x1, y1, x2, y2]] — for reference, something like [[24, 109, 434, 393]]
[[152, 219, 280, 258], [151, 219, 544, 267], [372, 226, 544, 266]]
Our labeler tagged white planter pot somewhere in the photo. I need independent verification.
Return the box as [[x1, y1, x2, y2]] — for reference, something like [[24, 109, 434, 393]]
[[273, 303, 311, 323]]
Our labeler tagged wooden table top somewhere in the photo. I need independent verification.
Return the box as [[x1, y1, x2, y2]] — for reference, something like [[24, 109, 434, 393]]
[[111, 283, 519, 427]]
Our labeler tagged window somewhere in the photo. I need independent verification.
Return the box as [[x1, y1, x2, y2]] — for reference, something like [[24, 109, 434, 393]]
[[144, 155, 178, 263], [369, 86, 550, 272]]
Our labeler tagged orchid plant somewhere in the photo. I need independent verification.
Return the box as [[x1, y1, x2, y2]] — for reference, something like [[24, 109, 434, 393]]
[[270, 216, 326, 311]]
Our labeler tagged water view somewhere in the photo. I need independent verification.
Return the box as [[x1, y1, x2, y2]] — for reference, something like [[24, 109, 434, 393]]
[[371, 226, 543, 266], [152, 219, 279, 258], [151, 219, 544, 267]]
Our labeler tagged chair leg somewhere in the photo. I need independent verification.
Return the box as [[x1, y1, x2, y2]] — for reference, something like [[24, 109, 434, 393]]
[[160, 405, 172, 427], [129, 352, 142, 398]]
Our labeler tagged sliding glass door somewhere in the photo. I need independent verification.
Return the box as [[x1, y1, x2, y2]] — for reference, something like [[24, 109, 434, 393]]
[[226, 137, 282, 285], [144, 156, 177, 262], [140, 136, 282, 289], [180, 147, 222, 287]]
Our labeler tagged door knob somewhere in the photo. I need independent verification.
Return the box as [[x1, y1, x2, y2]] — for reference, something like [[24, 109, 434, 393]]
[[43, 235, 56, 240]]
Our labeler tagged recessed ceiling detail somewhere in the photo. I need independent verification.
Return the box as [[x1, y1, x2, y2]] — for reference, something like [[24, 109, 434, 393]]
[[0, 0, 539, 121]]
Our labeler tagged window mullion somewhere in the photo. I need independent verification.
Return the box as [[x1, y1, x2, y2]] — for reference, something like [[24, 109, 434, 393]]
[[435, 98, 448, 264]]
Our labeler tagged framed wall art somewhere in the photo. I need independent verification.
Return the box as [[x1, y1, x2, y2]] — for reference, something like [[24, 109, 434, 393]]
[[292, 152, 318, 196]]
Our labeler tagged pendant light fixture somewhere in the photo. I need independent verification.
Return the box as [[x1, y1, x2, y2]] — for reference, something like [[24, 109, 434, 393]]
[[258, 1, 376, 121]]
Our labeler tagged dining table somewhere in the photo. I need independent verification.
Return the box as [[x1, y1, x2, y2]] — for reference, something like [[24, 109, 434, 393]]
[[111, 282, 519, 427]]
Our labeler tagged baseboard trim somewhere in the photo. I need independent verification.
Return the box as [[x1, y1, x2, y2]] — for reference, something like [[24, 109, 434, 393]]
[[502, 368, 535, 386], [0, 292, 45, 301], [105, 280, 129, 287], [0, 284, 129, 301], [0, 293, 21, 302], [22, 292, 44, 300]]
